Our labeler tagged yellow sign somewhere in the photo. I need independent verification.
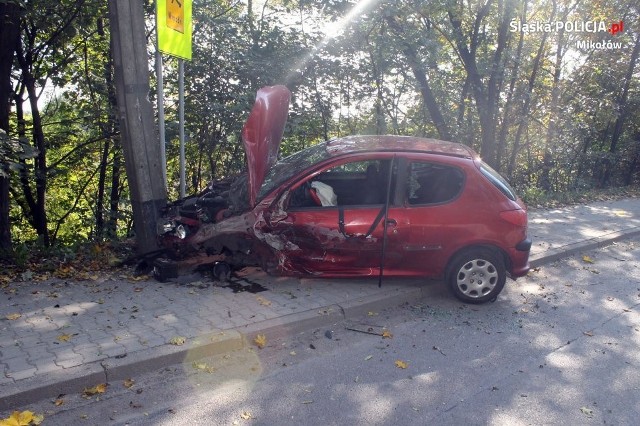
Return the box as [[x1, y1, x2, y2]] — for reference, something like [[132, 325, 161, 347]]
[[166, 0, 184, 33], [157, 0, 192, 60]]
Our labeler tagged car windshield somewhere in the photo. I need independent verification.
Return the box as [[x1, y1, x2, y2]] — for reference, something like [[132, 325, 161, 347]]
[[258, 142, 330, 201]]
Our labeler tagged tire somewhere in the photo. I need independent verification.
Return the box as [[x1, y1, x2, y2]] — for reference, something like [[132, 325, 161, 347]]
[[153, 265, 168, 283], [446, 248, 506, 304]]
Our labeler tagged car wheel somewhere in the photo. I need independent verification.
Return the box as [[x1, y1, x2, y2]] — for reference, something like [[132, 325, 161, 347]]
[[446, 249, 506, 304], [153, 265, 168, 283]]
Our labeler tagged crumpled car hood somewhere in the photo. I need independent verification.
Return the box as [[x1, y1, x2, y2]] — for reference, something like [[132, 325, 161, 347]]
[[241, 85, 291, 207]]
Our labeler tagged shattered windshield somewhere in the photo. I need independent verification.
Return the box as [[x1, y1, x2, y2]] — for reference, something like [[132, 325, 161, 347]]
[[258, 142, 330, 201]]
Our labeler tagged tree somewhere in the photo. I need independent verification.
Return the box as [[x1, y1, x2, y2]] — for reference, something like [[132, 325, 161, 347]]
[[0, 0, 23, 256]]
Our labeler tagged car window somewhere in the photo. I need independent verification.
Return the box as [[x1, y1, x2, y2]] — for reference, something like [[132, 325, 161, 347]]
[[479, 162, 517, 201], [288, 159, 396, 209], [407, 162, 464, 205]]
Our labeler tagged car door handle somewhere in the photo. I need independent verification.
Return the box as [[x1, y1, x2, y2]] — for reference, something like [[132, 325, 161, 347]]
[[385, 218, 397, 226]]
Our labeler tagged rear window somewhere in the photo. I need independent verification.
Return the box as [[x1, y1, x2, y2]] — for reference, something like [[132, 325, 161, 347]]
[[479, 163, 517, 201], [408, 162, 464, 205]]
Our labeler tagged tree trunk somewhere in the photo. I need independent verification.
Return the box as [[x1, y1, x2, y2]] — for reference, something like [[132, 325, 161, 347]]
[[0, 1, 22, 256], [448, 0, 514, 167], [15, 45, 50, 246], [540, 13, 566, 191], [507, 2, 556, 178], [385, 15, 450, 140], [496, 0, 527, 172], [602, 32, 640, 187]]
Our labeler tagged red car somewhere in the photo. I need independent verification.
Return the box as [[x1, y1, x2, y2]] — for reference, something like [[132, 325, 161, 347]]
[[156, 85, 531, 303]]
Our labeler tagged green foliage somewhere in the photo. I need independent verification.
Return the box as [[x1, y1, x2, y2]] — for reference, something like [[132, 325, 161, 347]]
[[0, 129, 38, 178]]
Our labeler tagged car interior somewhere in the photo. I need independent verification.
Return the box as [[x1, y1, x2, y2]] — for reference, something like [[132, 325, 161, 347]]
[[288, 159, 394, 208]]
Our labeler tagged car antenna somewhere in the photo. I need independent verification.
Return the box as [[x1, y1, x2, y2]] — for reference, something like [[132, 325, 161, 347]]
[[378, 156, 396, 288]]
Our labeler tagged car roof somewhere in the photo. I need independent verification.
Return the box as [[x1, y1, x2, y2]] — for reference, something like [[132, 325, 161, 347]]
[[325, 135, 476, 159]]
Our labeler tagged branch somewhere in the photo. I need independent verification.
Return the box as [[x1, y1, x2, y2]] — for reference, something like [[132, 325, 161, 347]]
[[50, 163, 99, 243]]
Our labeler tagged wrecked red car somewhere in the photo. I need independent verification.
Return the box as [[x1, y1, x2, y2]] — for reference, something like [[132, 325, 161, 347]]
[[155, 85, 531, 303]]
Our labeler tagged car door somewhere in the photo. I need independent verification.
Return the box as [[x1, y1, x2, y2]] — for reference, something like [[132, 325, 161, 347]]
[[262, 156, 409, 276], [400, 158, 467, 276]]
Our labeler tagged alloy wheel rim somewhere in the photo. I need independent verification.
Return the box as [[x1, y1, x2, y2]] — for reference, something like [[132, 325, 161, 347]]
[[456, 258, 498, 298]]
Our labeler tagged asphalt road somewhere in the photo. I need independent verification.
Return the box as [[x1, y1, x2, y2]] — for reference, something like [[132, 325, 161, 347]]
[[12, 237, 640, 425]]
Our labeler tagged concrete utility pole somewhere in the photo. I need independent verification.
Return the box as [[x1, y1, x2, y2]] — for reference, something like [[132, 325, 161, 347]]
[[108, 0, 167, 254]]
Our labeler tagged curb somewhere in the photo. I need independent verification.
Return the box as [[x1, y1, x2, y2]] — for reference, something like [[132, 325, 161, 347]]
[[0, 286, 422, 410], [529, 226, 640, 268], [0, 331, 243, 411]]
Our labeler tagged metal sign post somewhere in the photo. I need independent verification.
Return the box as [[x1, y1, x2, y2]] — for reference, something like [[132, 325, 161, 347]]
[[156, 50, 167, 188], [178, 59, 185, 198], [156, 0, 192, 197]]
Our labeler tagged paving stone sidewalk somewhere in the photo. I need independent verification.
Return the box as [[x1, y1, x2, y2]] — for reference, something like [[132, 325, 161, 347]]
[[2, 197, 640, 410]]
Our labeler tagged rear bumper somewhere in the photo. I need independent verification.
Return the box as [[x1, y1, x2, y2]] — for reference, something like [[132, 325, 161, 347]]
[[509, 237, 532, 278]]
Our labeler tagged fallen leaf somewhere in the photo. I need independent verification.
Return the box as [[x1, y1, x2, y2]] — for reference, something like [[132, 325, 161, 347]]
[[256, 296, 271, 306], [382, 330, 393, 339], [192, 362, 216, 373], [169, 336, 186, 346], [6, 313, 21, 321], [54, 398, 65, 406], [1, 410, 36, 426], [123, 378, 135, 389], [240, 412, 253, 420], [129, 275, 148, 282], [395, 360, 408, 369], [57, 333, 73, 342], [254, 334, 267, 349], [582, 255, 594, 264], [367, 311, 378, 316], [82, 383, 107, 397]]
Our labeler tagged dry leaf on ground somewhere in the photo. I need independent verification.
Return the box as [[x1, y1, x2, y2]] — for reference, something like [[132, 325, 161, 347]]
[[82, 383, 107, 397], [256, 296, 271, 306], [395, 360, 408, 369], [254, 334, 267, 348], [0, 410, 43, 426], [56, 334, 73, 342], [169, 336, 186, 346], [192, 362, 216, 373]]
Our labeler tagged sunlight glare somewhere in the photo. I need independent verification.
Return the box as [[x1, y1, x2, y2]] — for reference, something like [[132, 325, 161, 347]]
[[323, 0, 378, 39]]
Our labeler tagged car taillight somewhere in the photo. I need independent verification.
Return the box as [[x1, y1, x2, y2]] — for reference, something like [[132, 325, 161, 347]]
[[499, 209, 527, 227]]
